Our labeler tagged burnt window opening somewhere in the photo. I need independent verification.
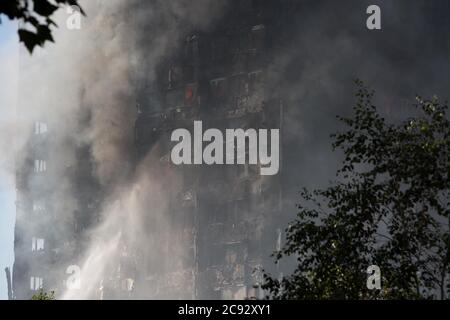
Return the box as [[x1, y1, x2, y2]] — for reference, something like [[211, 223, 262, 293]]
[[166, 88, 185, 109], [31, 237, 45, 252], [184, 35, 199, 62], [198, 37, 212, 63], [225, 247, 240, 265], [229, 74, 250, 110], [121, 278, 134, 292], [168, 65, 183, 89], [182, 207, 195, 231], [235, 199, 249, 218], [210, 77, 228, 107], [232, 52, 247, 74], [248, 50, 265, 72], [209, 245, 226, 266], [229, 74, 249, 98], [136, 103, 142, 114], [250, 25, 266, 51], [30, 277, 43, 291], [223, 202, 239, 226], [34, 159, 47, 173], [211, 37, 228, 63], [135, 120, 161, 146], [239, 0, 253, 12], [230, 33, 249, 54], [183, 65, 195, 83], [248, 70, 265, 95], [211, 203, 228, 225]]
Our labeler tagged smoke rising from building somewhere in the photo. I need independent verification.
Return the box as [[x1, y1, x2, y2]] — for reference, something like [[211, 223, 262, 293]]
[[10, 0, 450, 299]]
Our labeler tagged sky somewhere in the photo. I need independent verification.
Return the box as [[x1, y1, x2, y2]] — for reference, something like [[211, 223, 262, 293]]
[[0, 19, 19, 300]]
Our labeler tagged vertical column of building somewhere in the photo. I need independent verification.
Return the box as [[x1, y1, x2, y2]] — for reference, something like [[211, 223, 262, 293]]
[[29, 120, 49, 295], [132, 1, 289, 299], [194, 2, 284, 300], [13, 117, 51, 299]]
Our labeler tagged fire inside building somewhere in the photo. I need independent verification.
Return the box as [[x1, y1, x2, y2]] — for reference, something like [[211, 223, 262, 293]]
[[10, 0, 296, 300]]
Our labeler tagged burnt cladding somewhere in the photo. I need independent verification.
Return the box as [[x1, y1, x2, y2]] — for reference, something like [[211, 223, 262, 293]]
[[134, 0, 296, 299], [12, 0, 299, 300]]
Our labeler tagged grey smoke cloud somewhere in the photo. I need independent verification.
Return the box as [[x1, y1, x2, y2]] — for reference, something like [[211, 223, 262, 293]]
[[11, 0, 450, 299], [56, 0, 226, 299], [266, 0, 450, 215]]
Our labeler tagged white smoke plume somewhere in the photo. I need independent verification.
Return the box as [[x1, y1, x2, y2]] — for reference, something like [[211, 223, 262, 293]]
[[11, 0, 226, 299]]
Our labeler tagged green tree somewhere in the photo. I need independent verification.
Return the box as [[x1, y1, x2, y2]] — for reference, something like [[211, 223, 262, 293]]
[[0, 0, 84, 53], [263, 80, 450, 300], [31, 290, 56, 300]]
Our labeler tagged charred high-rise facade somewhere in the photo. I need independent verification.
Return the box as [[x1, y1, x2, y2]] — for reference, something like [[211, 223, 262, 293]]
[[11, 0, 450, 301], [12, 99, 102, 299], [133, 1, 292, 300], [12, 0, 295, 300]]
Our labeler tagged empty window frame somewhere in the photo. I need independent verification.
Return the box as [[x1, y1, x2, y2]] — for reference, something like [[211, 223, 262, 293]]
[[166, 89, 184, 109], [34, 160, 47, 173], [121, 278, 134, 292], [32, 237, 45, 252], [211, 37, 228, 62], [168, 65, 183, 89], [248, 70, 264, 94], [229, 74, 249, 99], [250, 24, 266, 51], [210, 77, 228, 107], [30, 277, 43, 291], [34, 122, 48, 135]]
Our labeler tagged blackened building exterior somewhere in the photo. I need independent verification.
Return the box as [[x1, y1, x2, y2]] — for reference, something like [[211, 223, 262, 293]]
[[12, 0, 296, 300], [133, 0, 292, 299]]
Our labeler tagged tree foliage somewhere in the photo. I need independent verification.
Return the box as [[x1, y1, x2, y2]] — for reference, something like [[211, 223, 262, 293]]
[[0, 0, 84, 53], [263, 80, 450, 300], [31, 290, 56, 300]]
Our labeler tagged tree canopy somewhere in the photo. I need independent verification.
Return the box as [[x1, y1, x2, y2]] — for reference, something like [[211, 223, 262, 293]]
[[263, 81, 450, 300]]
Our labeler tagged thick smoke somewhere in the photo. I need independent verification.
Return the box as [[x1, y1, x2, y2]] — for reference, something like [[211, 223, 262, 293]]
[[34, 0, 227, 299], [267, 0, 450, 222], [13, 0, 450, 299]]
